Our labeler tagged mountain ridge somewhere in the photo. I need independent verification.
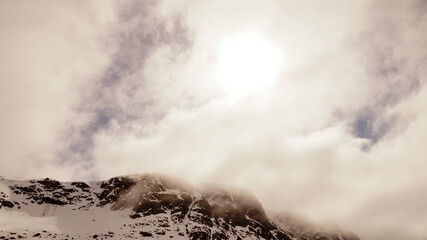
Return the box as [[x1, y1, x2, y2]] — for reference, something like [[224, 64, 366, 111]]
[[0, 174, 359, 240]]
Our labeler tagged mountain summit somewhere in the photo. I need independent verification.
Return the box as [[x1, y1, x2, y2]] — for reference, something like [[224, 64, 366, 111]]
[[0, 174, 359, 240]]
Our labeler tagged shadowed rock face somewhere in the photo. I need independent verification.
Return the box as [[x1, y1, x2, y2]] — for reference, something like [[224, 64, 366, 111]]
[[0, 174, 359, 240]]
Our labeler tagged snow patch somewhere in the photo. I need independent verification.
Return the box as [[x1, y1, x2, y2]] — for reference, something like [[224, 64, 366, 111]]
[[0, 209, 58, 232]]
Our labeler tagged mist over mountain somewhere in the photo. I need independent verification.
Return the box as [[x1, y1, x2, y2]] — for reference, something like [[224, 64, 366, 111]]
[[0, 174, 358, 240]]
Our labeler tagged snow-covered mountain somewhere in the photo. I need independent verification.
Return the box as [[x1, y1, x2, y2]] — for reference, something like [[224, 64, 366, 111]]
[[0, 174, 359, 240]]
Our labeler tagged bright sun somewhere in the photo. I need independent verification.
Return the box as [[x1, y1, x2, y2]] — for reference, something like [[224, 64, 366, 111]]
[[216, 32, 282, 98]]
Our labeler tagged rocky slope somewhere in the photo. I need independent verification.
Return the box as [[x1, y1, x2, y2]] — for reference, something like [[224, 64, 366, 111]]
[[0, 174, 359, 240]]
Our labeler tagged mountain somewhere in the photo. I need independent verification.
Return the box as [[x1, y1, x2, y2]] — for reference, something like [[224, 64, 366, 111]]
[[0, 174, 359, 240]]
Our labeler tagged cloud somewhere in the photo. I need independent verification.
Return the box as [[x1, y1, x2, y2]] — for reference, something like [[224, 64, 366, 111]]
[[1, 0, 426, 240], [0, 1, 116, 179], [58, 0, 192, 168]]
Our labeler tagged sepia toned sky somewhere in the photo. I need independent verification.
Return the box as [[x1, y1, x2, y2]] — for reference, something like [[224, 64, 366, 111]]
[[1, 0, 426, 239]]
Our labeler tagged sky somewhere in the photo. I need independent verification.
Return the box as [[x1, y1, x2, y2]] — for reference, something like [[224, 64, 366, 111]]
[[0, 0, 426, 239]]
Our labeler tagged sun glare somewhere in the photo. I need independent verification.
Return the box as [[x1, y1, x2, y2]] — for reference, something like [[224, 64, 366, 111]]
[[216, 32, 282, 98]]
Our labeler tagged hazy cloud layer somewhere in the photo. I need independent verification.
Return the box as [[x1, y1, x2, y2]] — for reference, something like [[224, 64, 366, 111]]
[[1, 0, 426, 240], [59, 1, 192, 169]]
